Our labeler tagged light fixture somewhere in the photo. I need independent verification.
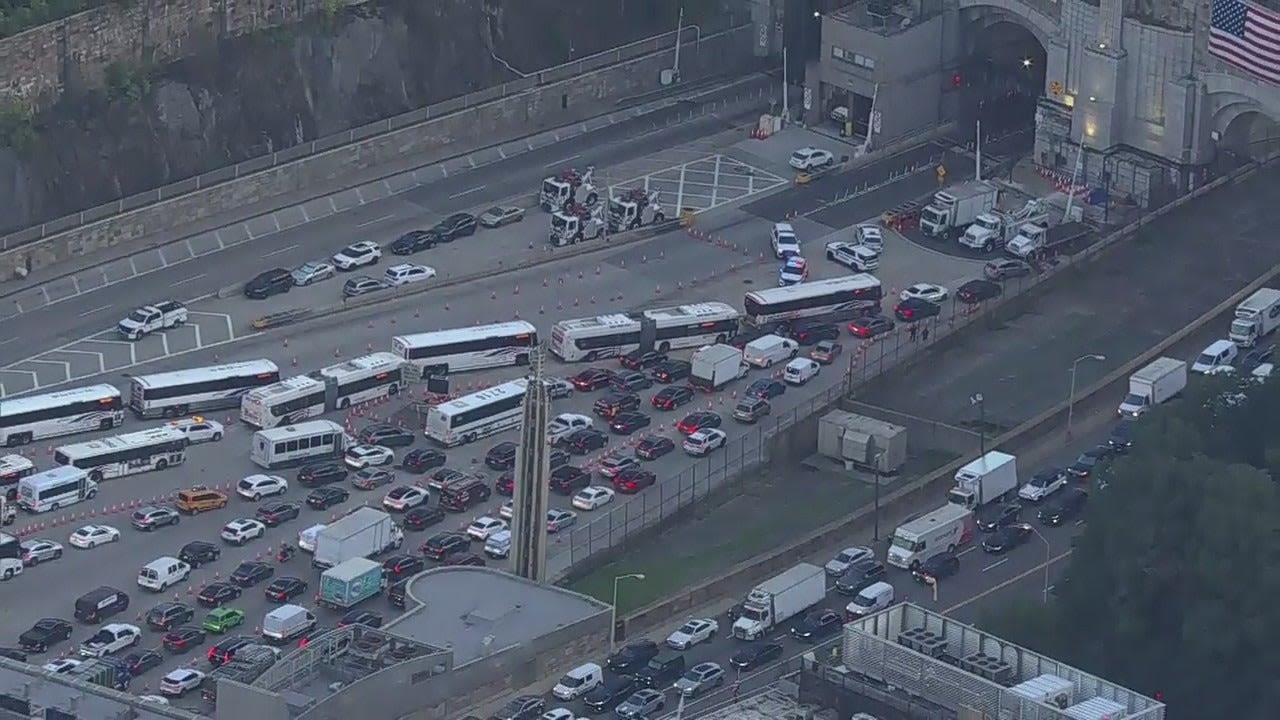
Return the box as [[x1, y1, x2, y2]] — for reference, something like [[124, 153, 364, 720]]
[[1021, 57, 1032, 68]]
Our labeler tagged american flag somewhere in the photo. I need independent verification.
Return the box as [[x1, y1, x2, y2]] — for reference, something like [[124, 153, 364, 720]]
[[1209, 0, 1280, 85]]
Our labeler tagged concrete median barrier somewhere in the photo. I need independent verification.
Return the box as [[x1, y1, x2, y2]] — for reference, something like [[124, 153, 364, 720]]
[[619, 171, 1274, 636]]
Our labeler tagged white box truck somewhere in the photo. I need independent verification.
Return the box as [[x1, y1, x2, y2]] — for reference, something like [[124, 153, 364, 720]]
[[918, 181, 998, 239], [886, 503, 974, 569], [1117, 357, 1186, 417], [948, 451, 1018, 509], [731, 562, 825, 640], [312, 507, 404, 570], [742, 335, 799, 369], [1228, 288, 1280, 347], [689, 344, 749, 391]]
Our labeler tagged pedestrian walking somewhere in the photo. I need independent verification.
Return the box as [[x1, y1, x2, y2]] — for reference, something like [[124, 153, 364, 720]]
[[922, 326, 930, 342], [909, 325, 918, 342], [732, 681, 741, 700]]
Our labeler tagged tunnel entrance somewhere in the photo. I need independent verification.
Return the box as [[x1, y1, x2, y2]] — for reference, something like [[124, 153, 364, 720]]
[[1222, 110, 1280, 162], [957, 16, 1047, 141]]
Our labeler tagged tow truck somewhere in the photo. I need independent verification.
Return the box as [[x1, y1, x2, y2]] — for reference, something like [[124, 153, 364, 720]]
[[607, 189, 666, 232], [549, 204, 606, 246], [958, 200, 1047, 253], [118, 300, 188, 340], [539, 166, 599, 212]]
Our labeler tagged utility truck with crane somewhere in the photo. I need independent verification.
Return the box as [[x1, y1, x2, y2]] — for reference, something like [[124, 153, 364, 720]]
[[958, 200, 1047, 253], [607, 188, 666, 232], [918, 181, 998, 240], [1004, 220, 1089, 260], [549, 204, 606, 246], [540, 166, 599, 213]]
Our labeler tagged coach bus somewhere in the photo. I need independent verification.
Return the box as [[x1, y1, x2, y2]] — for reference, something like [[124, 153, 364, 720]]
[[129, 359, 281, 419], [53, 426, 187, 481], [0, 384, 123, 447], [392, 321, 538, 378], [425, 379, 527, 447], [742, 274, 883, 326], [549, 302, 740, 362]]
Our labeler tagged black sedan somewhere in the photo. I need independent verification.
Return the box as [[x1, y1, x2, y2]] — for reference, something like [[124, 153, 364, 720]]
[[1038, 488, 1088, 526], [729, 642, 783, 670], [620, 349, 668, 370], [651, 360, 691, 383], [402, 448, 448, 473], [911, 552, 959, 584], [611, 371, 653, 392], [676, 411, 721, 435], [1068, 445, 1112, 478], [124, 649, 164, 676], [634, 435, 675, 460], [652, 385, 694, 410], [306, 486, 350, 510], [420, 532, 470, 560], [229, 561, 274, 588], [18, 618, 73, 652], [255, 500, 300, 527], [975, 503, 1022, 532], [265, 577, 309, 603], [957, 278, 1002, 304], [403, 506, 446, 531], [981, 523, 1034, 554], [848, 314, 895, 339], [432, 212, 478, 241], [893, 297, 941, 323], [358, 423, 416, 447], [746, 378, 786, 400], [789, 609, 842, 642], [565, 428, 609, 454], [484, 441, 519, 470], [389, 229, 438, 255], [570, 367, 617, 391], [196, 583, 242, 608], [609, 411, 652, 435], [162, 625, 207, 652], [297, 462, 348, 487], [606, 639, 660, 673]]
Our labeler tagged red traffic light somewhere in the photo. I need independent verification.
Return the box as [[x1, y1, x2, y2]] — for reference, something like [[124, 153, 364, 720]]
[[952, 73, 964, 87]]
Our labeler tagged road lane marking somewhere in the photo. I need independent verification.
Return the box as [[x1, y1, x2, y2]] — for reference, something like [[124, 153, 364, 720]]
[[544, 154, 581, 168], [262, 244, 300, 259], [0, 337, 18, 347], [982, 558, 1009, 573], [356, 214, 396, 228], [944, 549, 1074, 614], [76, 304, 113, 318], [448, 185, 486, 200], [169, 273, 207, 288]]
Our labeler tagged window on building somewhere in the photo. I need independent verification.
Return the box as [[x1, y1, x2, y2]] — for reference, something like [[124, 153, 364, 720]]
[[831, 46, 875, 70]]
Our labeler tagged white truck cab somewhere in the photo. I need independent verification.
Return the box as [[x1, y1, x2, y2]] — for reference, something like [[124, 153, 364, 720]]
[[548, 413, 593, 444], [118, 301, 187, 341]]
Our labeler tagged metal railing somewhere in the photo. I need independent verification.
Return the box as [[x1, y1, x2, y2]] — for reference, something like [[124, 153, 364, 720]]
[[0, 24, 714, 252]]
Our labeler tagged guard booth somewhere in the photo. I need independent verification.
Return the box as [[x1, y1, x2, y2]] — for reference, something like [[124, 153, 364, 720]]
[[638, 317, 658, 353]]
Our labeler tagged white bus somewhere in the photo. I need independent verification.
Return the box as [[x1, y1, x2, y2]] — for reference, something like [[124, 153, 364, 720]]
[[549, 302, 741, 362], [392, 321, 538, 378], [240, 376, 327, 429], [0, 384, 124, 447], [0, 454, 35, 502], [314, 352, 405, 409], [250, 420, 347, 469], [129, 359, 281, 419], [17, 466, 98, 514], [743, 274, 884, 326], [425, 379, 527, 447], [53, 426, 187, 482]]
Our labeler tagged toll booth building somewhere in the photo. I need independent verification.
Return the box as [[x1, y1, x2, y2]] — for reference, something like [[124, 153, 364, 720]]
[[811, 1, 952, 145]]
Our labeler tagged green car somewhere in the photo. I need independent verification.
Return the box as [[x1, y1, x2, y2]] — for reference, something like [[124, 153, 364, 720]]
[[202, 607, 245, 634]]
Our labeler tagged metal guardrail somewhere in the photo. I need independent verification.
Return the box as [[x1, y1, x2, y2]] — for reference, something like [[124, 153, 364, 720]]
[[0, 24, 719, 253]]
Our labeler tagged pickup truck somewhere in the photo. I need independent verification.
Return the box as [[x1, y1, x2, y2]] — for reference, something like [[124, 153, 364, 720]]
[[79, 623, 141, 658], [118, 301, 188, 340], [548, 413, 593, 444]]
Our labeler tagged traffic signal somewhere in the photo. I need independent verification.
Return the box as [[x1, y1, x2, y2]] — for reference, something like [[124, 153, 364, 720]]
[[952, 73, 964, 87]]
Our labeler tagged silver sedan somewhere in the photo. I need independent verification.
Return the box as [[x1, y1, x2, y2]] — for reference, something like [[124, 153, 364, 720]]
[[20, 538, 64, 566], [291, 261, 336, 286]]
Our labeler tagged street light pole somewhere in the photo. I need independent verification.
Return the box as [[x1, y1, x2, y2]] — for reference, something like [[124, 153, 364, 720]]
[[1028, 526, 1051, 602], [867, 437, 883, 541], [970, 393, 985, 456], [1067, 354, 1107, 440], [610, 573, 646, 654]]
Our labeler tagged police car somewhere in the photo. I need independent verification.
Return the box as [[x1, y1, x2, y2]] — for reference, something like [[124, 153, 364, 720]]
[[778, 256, 809, 286], [168, 417, 224, 444]]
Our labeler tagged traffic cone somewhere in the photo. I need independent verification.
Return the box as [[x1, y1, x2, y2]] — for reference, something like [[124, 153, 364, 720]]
[[590, 296, 596, 304], [659, 249, 665, 260], [620, 259, 627, 269], [367, 320, 374, 329], [186, 586, 194, 596], [539, 306, 545, 314], [595, 266, 602, 275], [578, 270, 584, 279], [490, 291, 497, 300], [573, 298, 580, 307], [414, 309, 420, 318], [213, 353, 220, 363], [542, 277, 549, 287], [334, 348, 341, 357], [283, 337, 289, 348], [642, 254, 648, 264], [513, 285, 520, 295], [367, 342, 373, 352], [445, 302, 450, 311], [557, 301, 564, 310], [655, 285, 662, 294], [292, 357, 299, 367]]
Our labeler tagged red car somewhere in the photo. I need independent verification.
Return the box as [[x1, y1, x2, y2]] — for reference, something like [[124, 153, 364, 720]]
[[494, 472, 515, 496], [634, 435, 675, 460], [847, 315, 895, 339], [676, 411, 722, 435], [570, 367, 616, 391], [612, 467, 657, 493], [162, 625, 206, 652]]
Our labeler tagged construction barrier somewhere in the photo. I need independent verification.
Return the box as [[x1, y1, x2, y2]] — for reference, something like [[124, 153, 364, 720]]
[[1036, 165, 1091, 198], [881, 200, 921, 232]]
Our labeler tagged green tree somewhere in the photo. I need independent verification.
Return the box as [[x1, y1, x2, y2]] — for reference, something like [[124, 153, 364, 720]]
[[990, 375, 1280, 719]]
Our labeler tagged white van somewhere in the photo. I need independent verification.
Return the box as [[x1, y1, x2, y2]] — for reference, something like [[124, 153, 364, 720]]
[[1191, 339, 1238, 374], [298, 524, 326, 553], [552, 661, 604, 700], [845, 581, 894, 620], [261, 604, 317, 645], [783, 358, 820, 385], [742, 335, 799, 368], [136, 556, 191, 592]]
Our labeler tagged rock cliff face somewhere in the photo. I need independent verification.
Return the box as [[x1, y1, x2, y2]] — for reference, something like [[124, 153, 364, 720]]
[[0, 0, 699, 233]]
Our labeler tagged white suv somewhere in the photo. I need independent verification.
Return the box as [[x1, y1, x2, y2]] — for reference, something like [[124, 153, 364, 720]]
[[236, 474, 288, 501], [682, 428, 727, 456], [332, 241, 382, 270], [789, 147, 835, 171], [383, 263, 437, 286], [220, 518, 266, 545], [771, 223, 801, 258]]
